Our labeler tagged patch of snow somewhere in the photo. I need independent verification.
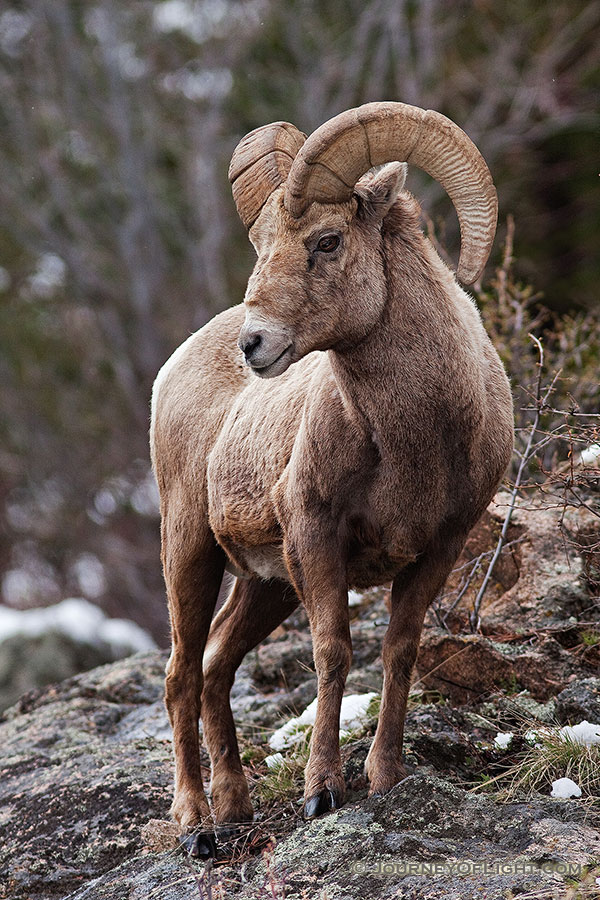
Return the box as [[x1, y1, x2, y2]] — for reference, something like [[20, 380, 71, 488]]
[[494, 731, 514, 750], [28, 253, 66, 298], [264, 753, 284, 770], [558, 721, 600, 746], [70, 553, 107, 599], [348, 590, 363, 607], [581, 443, 600, 466], [100, 617, 157, 657], [269, 698, 318, 751], [0, 597, 156, 656], [551, 777, 581, 799], [524, 729, 539, 744], [160, 67, 232, 102], [339, 693, 378, 731], [269, 692, 378, 751]]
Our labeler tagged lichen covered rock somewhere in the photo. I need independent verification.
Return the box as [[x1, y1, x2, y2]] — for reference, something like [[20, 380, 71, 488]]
[[1, 496, 599, 899]]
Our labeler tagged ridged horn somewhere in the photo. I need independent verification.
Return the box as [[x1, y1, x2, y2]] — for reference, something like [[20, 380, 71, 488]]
[[283, 102, 497, 284], [229, 122, 306, 229]]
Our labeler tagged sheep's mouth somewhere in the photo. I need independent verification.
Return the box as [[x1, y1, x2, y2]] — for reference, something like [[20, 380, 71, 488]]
[[251, 344, 293, 378]]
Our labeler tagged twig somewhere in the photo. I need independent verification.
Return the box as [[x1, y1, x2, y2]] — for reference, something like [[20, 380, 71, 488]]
[[184, 857, 215, 900], [432, 536, 525, 629], [469, 334, 546, 632]]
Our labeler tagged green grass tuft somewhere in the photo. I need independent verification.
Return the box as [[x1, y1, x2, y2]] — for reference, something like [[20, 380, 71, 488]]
[[255, 731, 312, 805]]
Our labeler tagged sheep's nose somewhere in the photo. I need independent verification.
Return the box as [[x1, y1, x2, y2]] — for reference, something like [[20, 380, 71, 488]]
[[239, 331, 262, 360]]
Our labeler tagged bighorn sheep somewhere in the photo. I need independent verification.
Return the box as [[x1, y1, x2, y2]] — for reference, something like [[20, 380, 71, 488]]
[[150, 101, 514, 856]]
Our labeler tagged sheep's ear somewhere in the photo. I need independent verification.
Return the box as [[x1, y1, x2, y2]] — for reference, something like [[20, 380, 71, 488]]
[[355, 162, 407, 224]]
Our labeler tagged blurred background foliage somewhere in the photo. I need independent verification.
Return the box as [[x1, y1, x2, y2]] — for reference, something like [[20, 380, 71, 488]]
[[0, 0, 598, 644]]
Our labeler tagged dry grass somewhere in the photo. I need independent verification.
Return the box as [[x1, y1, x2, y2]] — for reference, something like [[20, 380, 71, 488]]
[[501, 732, 600, 801], [471, 718, 600, 803]]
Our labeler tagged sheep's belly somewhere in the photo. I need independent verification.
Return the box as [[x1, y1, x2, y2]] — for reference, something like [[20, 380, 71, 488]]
[[226, 545, 290, 583], [223, 540, 413, 592], [347, 551, 415, 590]]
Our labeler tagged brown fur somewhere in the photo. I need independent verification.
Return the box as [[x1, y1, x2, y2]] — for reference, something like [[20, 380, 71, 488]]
[[150, 163, 513, 830]]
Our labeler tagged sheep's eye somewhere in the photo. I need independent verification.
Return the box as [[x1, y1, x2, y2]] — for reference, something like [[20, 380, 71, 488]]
[[316, 233, 340, 253]]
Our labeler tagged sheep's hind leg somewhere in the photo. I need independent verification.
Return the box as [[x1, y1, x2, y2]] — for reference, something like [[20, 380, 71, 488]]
[[365, 534, 466, 795], [163, 528, 226, 858], [202, 576, 299, 828]]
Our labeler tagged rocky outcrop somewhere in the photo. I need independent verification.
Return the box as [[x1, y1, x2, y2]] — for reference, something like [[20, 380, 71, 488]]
[[1, 497, 599, 899], [0, 630, 118, 713], [468, 493, 596, 632], [0, 598, 157, 713], [555, 677, 600, 724], [416, 494, 600, 705], [0, 653, 173, 900], [415, 628, 591, 703], [2, 649, 599, 900]]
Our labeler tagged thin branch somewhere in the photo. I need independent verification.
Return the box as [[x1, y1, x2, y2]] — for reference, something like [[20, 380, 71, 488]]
[[469, 334, 546, 632]]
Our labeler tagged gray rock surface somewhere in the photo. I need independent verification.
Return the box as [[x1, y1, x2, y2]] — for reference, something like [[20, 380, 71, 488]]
[[0, 631, 118, 713], [1, 498, 599, 899], [555, 677, 600, 725], [0, 653, 174, 900], [2, 645, 599, 900], [49, 772, 600, 900]]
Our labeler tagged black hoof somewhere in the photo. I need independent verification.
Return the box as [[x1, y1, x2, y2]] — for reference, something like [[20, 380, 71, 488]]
[[214, 823, 244, 843], [179, 831, 217, 859], [303, 789, 339, 819]]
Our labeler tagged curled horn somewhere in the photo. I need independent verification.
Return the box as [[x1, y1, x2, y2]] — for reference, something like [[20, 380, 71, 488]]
[[229, 122, 306, 229], [283, 102, 497, 284]]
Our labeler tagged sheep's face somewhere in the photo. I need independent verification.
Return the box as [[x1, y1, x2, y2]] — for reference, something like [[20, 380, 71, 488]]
[[238, 163, 407, 378]]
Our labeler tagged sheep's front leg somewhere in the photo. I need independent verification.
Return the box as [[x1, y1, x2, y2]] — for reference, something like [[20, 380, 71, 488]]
[[365, 534, 466, 795], [284, 533, 352, 818]]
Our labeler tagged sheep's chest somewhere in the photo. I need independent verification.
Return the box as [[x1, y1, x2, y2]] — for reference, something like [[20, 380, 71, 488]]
[[205, 354, 425, 589], [205, 384, 300, 578]]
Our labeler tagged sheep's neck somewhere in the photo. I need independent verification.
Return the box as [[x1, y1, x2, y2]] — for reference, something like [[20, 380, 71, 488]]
[[330, 248, 480, 462], [328, 268, 461, 459]]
